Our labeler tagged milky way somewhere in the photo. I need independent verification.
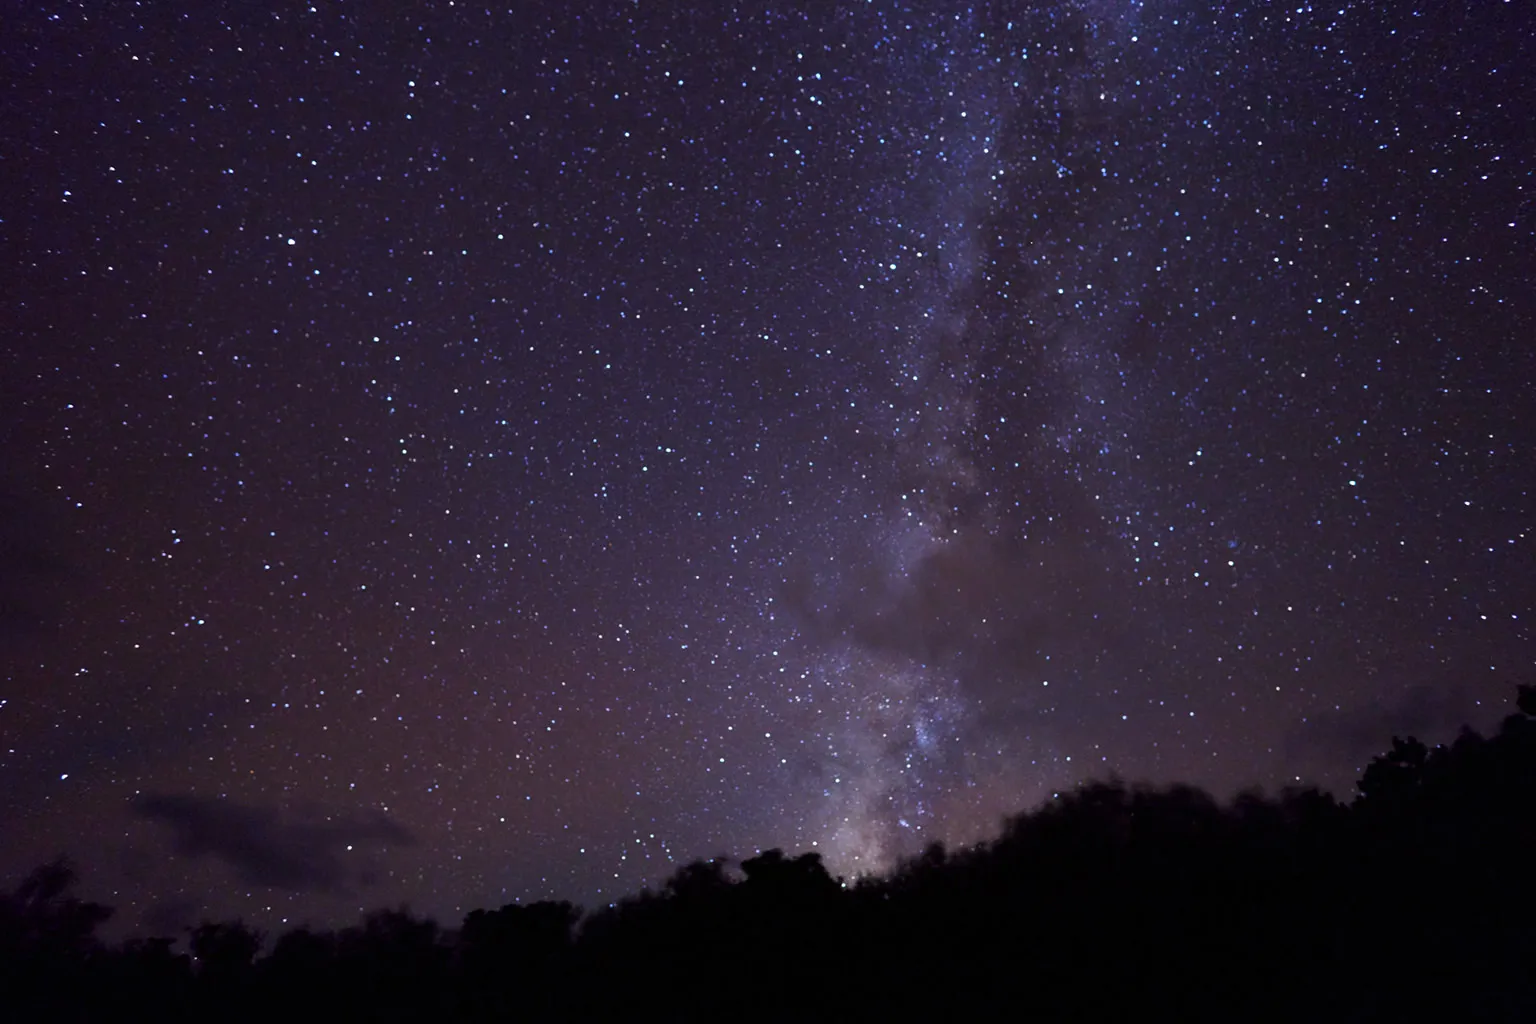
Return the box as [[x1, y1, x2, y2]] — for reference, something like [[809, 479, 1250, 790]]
[[2, 1, 1531, 934]]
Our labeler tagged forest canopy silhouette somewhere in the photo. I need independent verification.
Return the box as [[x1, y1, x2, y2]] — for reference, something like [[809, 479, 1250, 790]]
[[6, 686, 1536, 1022]]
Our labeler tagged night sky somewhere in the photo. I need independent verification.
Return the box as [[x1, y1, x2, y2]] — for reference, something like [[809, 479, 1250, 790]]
[[3, 1, 1531, 935]]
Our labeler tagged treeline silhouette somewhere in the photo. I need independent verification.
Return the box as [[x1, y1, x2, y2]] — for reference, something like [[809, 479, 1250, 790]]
[[7, 688, 1536, 1022]]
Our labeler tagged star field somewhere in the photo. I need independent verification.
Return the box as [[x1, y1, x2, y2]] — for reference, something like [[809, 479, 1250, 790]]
[[2, 1, 1531, 933]]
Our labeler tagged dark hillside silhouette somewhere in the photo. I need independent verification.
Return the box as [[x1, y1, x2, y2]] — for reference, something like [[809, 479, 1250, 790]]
[[5, 686, 1536, 1022]]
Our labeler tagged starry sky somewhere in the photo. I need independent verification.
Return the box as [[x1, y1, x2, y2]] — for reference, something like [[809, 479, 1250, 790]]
[[2, 1, 1531, 934]]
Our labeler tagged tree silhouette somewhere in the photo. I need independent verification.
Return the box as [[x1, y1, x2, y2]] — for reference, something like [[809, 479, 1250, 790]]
[[1517, 683, 1536, 718], [5, 684, 1536, 1022], [458, 900, 577, 1020], [190, 919, 262, 980], [0, 856, 113, 1019]]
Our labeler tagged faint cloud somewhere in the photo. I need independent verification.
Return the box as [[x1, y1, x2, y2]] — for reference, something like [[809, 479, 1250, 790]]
[[134, 793, 415, 894]]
